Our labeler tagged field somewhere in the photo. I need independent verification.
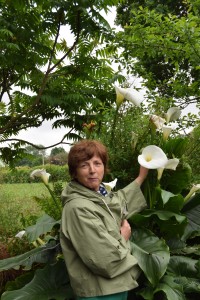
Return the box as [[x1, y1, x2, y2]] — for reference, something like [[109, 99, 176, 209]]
[[0, 183, 49, 241]]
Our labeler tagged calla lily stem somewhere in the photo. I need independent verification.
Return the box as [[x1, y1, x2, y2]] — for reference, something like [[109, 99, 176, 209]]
[[44, 183, 61, 213]]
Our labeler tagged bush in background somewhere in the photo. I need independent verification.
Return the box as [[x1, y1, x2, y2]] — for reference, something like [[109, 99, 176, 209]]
[[0, 164, 70, 184]]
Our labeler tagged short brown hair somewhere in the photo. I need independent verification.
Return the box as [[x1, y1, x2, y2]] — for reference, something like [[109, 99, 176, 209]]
[[68, 139, 109, 178]]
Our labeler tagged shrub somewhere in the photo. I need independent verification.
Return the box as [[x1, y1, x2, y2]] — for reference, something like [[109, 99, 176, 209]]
[[0, 164, 70, 184]]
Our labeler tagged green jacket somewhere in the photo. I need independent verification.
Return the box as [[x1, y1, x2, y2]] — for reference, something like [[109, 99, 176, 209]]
[[60, 180, 147, 297]]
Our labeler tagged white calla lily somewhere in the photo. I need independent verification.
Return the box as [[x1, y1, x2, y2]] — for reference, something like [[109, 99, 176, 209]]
[[165, 107, 181, 123], [164, 158, 180, 170], [115, 85, 143, 107], [162, 125, 173, 140], [103, 178, 118, 192], [184, 184, 200, 202], [151, 115, 166, 130], [157, 158, 179, 180], [157, 168, 165, 181], [115, 85, 125, 107], [138, 145, 179, 180], [30, 169, 50, 185], [15, 230, 26, 239], [138, 145, 168, 169]]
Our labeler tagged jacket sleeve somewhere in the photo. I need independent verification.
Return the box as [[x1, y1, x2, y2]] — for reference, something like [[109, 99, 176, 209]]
[[62, 204, 138, 279], [115, 180, 147, 219]]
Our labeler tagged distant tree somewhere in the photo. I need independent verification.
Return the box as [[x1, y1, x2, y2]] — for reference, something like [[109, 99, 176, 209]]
[[49, 147, 68, 165], [15, 145, 46, 167], [50, 147, 66, 156]]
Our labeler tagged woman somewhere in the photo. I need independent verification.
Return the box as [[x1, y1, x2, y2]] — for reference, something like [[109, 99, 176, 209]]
[[60, 139, 148, 300]]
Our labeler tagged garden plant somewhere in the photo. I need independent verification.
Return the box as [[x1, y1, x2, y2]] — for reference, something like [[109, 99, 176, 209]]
[[0, 87, 200, 300], [1, 0, 200, 299]]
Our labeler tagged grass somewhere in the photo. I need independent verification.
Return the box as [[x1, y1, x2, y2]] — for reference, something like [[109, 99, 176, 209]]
[[0, 182, 64, 296], [0, 183, 49, 241]]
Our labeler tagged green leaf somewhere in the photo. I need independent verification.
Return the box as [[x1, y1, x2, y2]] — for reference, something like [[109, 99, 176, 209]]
[[131, 228, 170, 286], [0, 241, 59, 271], [160, 162, 192, 194], [132, 209, 186, 223], [165, 138, 188, 157], [26, 214, 60, 242], [154, 275, 186, 300], [181, 193, 200, 241], [163, 194, 184, 213], [138, 275, 186, 300], [1, 260, 74, 300], [167, 255, 199, 278], [174, 276, 200, 294], [161, 190, 175, 205]]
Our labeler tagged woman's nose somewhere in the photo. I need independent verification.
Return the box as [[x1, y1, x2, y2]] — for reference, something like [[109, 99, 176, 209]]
[[89, 164, 95, 172]]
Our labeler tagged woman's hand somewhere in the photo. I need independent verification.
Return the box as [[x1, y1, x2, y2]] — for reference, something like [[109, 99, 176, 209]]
[[120, 220, 132, 241], [135, 166, 149, 186]]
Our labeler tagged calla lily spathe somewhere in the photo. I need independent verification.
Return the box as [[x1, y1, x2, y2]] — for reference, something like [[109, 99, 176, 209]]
[[138, 145, 168, 169], [151, 115, 166, 130], [162, 125, 173, 140], [138, 145, 179, 180], [115, 85, 143, 107], [103, 178, 118, 192], [150, 113, 177, 140], [30, 169, 50, 185], [184, 184, 200, 202], [157, 158, 180, 180], [165, 107, 181, 123], [15, 230, 26, 239]]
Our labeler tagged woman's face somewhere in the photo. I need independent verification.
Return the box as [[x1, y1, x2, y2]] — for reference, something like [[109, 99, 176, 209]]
[[75, 155, 104, 191]]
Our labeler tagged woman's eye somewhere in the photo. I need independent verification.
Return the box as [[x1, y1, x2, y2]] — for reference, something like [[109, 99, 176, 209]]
[[80, 163, 87, 168]]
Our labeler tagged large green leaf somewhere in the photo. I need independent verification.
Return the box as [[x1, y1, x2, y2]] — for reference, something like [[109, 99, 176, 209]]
[[154, 275, 186, 300], [131, 209, 186, 226], [131, 228, 170, 286], [164, 138, 188, 157], [138, 275, 185, 300], [130, 209, 187, 239], [0, 241, 59, 271], [160, 161, 192, 194], [167, 255, 199, 278], [174, 276, 200, 294], [1, 260, 74, 300], [161, 190, 184, 212], [166, 257, 200, 295], [26, 214, 60, 242], [181, 193, 200, 241]]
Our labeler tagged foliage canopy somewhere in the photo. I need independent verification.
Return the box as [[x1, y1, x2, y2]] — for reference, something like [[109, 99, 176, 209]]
[[0, 0, 122, 166]]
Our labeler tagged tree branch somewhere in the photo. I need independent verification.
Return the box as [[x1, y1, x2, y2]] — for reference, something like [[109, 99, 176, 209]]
[[3, 133, 74, 151], [0, 11, 82, 135]]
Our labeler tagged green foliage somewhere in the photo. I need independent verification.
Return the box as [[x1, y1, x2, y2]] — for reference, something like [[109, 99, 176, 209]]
[[0, 0, 120, 166], [186, 123, 200, 182], [25, 214, 60, 243], [131, 228, 170, 287], [115, 0, 200, 112], [50, 147, 66, 156], [0, 164, 70, 184], [181, 192, 200, 241], [14, 145, 46, 167], [1, 0, 200, 297], [1, 261, 74, 300]]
